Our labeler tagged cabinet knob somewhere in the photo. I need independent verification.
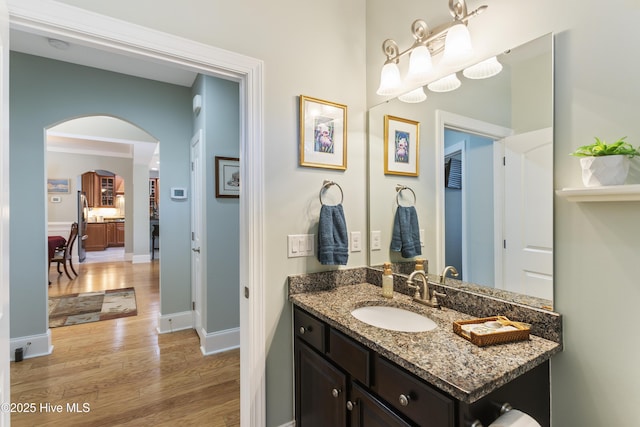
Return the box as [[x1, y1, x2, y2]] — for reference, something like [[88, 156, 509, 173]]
[[331, 388, 341, 398], [346, 400, 358, 411], [299, 325, 312, 334], [399, 394, 411, 407]]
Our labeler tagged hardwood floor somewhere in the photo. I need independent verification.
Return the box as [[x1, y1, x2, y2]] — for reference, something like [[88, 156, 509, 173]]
[[11, 260, 239, 426]]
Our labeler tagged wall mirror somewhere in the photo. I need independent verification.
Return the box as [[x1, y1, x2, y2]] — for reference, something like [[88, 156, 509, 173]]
[[368, 33, 553, 307]]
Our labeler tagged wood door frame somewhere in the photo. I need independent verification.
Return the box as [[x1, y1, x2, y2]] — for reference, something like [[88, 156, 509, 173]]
[[8, 1, 266, 426]]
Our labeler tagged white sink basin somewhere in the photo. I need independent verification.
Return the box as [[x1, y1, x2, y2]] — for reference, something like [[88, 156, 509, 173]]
[[351, 306, 437, 332]]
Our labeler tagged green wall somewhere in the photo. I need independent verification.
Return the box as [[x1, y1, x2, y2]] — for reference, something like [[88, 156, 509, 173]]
[[10, 52, 193, 337]]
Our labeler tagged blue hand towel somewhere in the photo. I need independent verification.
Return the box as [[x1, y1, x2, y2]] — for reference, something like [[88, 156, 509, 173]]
[[317, 204, 349, 265], [390, 206, 422, 258]]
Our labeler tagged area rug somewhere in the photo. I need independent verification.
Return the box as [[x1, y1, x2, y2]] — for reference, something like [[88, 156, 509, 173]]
[[49, 287, 137, 328]]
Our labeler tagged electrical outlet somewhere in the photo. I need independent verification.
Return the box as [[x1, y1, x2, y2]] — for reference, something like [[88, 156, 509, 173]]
[[371, 231, 382, 251], [350, 231, 362, 252]]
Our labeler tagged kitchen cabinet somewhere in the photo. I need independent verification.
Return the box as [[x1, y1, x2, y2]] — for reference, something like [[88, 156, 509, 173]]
[[115, 222, 125, 245], [82, 171, 119, 207], [86, 221, 124, 250], [106, 222, 125, 247], [85, 223, 107, 251], [294, 306, 550, 427]]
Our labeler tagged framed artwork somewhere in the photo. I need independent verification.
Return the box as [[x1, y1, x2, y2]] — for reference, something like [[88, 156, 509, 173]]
[[47, 178, 70, 193], [299, 95, 347, 170], [384, 115, 420, 176], [215, 156, 240, 198]]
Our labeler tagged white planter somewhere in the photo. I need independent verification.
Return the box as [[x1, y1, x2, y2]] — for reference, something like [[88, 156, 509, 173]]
[[580, 155, 630, 187]]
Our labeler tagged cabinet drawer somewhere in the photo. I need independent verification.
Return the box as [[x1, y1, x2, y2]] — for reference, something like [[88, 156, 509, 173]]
[[294, 308, 326, 353], [374, 356, 454, 427], [328, 328, 370, 386]]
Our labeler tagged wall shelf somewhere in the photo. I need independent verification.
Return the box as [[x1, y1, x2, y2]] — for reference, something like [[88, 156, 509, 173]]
[[556, 184, 640, 202]]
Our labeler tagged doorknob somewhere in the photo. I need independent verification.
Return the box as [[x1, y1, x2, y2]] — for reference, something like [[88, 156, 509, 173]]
[[192, 247, 200, 253]]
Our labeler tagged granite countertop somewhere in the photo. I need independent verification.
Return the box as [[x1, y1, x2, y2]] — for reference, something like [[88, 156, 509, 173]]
[[290, 282, 561, 403]]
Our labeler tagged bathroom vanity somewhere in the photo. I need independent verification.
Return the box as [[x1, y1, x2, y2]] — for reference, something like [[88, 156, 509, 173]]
[[289, 269, 562, 427]]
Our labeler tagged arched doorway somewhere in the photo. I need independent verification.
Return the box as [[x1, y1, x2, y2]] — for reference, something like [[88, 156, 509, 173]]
[[46, 115, 159, 266]]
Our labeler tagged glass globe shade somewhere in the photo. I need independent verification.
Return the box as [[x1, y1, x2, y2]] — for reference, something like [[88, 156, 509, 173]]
[[376, 62, 402, 96]]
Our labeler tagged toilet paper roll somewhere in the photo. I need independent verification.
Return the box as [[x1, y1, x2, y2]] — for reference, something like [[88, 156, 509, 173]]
[[488, 409, 541, 427]]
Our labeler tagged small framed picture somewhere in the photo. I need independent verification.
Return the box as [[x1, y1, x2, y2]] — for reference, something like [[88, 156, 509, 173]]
[[299, 95, 347, 170], [384, 115, 420, 176], [215, 156, 240, 198], [47, 178, 70, 193]]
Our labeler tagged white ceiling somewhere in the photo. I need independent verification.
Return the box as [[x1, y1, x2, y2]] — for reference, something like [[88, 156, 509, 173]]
[[11, 29, 196, 172], [10, 29, 197, 87]]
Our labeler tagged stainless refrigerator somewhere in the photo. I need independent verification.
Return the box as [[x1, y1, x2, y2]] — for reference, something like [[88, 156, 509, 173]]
[[77, 191, 89, 262]]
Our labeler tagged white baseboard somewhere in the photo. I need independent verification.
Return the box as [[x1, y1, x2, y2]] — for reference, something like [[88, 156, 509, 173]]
[[131, 254, 151, 264], [157, 311, 193, 334], [10, 330, 53, 361], [199, 327, 240, 355], [278, 421, 295, 427]]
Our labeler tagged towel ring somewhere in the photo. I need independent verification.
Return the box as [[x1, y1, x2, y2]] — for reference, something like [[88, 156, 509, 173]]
[[395, 184, 416, 207], [319, 180, 344, 205]]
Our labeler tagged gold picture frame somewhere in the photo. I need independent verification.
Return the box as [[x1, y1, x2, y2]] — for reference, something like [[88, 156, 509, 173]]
[[299, 95, 347, 170], [384, 115, 420, 176]]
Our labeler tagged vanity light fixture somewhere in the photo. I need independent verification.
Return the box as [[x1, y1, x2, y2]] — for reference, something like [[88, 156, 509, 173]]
[[376, 0, 487, 96], [462, 55, 503, 79], [398, 87, 428, 103], [427, 73, 462, 92]]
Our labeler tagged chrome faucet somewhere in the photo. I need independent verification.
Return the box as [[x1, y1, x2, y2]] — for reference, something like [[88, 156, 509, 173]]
[[439, 265, 459, 284], [406, 270, 446, 309]]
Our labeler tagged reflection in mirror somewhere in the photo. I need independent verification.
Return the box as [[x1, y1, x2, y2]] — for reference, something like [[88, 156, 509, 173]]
[[368, 34, 553, 307]]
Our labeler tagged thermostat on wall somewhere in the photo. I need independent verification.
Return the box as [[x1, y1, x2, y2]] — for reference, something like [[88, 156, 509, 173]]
[[50, 196, 62, 203], [170, 187, 187, 200]]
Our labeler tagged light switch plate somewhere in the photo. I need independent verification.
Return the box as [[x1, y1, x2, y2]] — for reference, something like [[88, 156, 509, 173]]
[[287, 234, 315, 258]]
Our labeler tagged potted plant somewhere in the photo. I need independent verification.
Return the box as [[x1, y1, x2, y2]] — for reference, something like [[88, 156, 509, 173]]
[[570, 136, 640, 187]]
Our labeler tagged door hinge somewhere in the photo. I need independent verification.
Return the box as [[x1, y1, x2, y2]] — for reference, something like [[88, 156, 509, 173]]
[[503, 239, 507, 249], [191, 161, 194, 171], [191, 231, 195, 241], [503, 156, 506, 166], [192, 301, 195, 310], [244, 286, 250, 299]]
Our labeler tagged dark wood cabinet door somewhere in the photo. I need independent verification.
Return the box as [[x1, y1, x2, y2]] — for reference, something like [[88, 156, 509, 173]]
[[349, 382, 414, 427], [295, 340, 347, 427], [85, 223, 106, 251]]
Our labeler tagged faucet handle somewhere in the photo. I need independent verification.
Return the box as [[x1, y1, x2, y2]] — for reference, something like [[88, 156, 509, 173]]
[[406, 281, 421, 299], [430, 290, 447, 309]]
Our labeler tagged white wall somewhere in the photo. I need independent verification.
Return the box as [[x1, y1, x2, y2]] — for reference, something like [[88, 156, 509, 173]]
[[368, 1, 640, 426]]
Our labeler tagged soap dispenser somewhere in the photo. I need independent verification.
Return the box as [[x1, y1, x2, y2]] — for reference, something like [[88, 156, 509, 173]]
[[382, 262, 394, 298], [414, 258, 425, 272]]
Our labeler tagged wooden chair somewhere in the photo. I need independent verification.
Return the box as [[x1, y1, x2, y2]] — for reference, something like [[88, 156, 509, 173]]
[[50, 222, 79, 280]]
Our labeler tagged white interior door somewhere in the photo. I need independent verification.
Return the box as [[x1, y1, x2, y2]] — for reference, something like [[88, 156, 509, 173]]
[[190, 130, 204, 335], [0, 1, 9, 425], [502, 127, 553, 300]]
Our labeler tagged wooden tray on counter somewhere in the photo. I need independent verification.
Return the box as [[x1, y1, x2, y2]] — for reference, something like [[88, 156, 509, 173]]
[[453, 316, 530, 347]]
